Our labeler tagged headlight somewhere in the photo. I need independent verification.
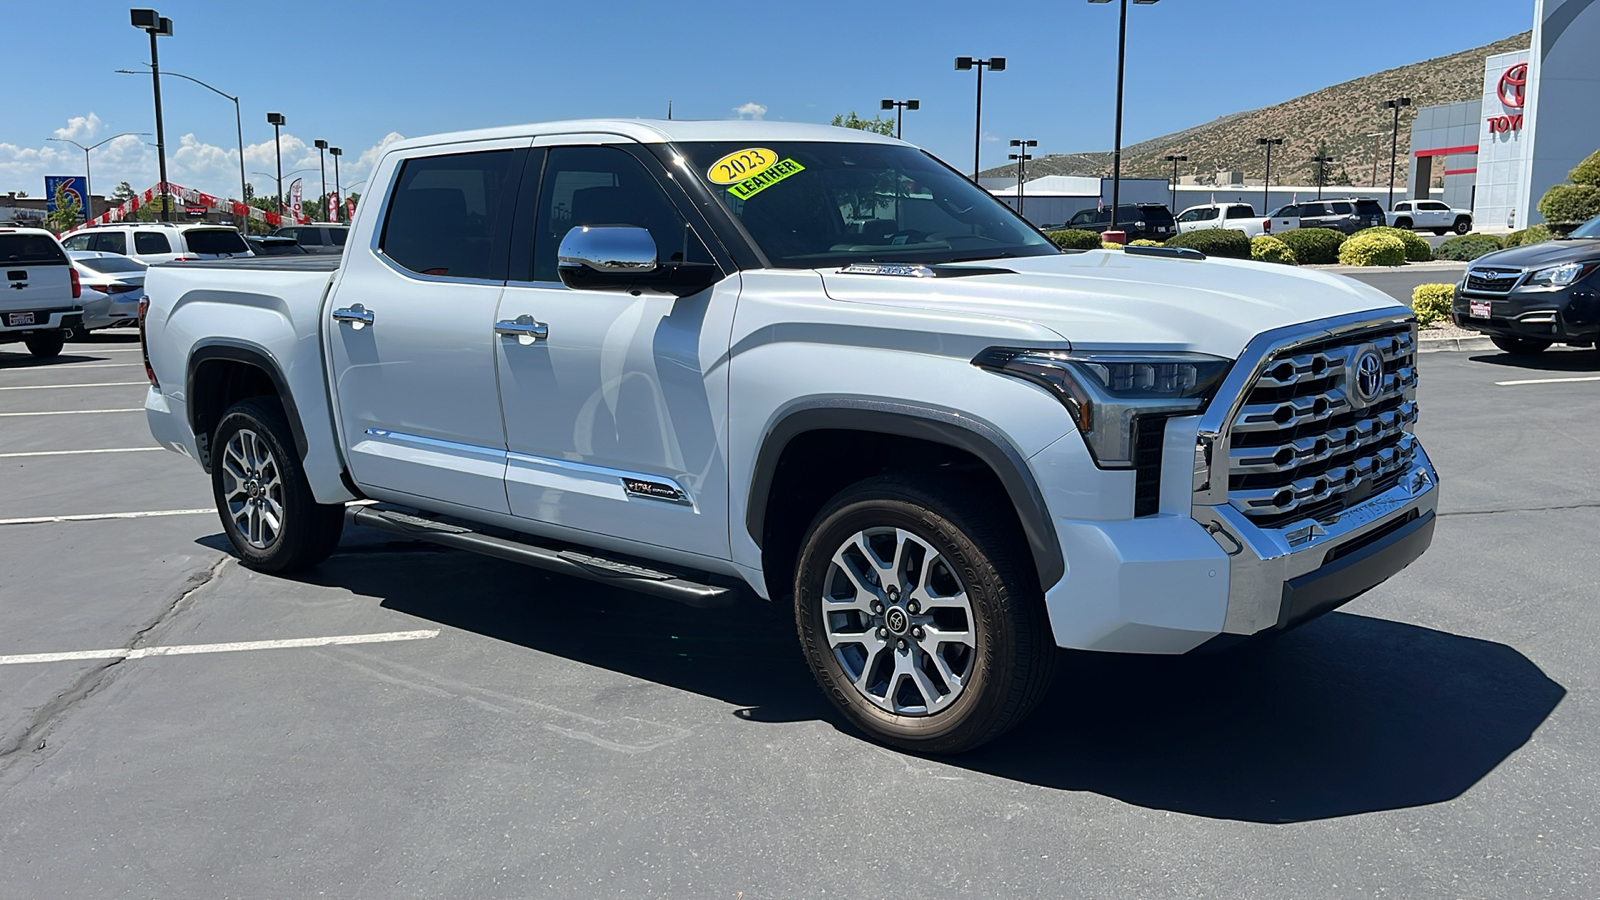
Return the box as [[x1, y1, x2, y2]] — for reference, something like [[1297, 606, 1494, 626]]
[[973, 348, 1233, 467], [1525, 261, 1598, 289]]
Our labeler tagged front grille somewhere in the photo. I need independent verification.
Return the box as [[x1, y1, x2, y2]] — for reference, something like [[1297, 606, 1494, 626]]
[[1133, 416, 1167, 517], [1466, 266, 1522, 294], [1226, 322, 1419, 529]]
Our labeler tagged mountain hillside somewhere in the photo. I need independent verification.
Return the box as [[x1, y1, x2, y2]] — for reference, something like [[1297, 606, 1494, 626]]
[[984, 32, 1529, 187]]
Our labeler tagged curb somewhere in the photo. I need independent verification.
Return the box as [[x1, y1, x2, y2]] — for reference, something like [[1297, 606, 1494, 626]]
[[1418, 335, 1495, 353], [1309, 261, 1468, 275]]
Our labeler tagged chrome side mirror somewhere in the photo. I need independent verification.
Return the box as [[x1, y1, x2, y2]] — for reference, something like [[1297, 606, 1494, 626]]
[[557, 225, 658, 275]]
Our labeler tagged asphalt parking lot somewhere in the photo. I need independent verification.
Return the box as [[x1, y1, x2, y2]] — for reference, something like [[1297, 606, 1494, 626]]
[[2, 328, 1597, 898]]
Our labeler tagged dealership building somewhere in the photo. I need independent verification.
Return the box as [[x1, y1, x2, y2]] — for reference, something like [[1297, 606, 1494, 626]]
[[1408, 0, 1600, 229]]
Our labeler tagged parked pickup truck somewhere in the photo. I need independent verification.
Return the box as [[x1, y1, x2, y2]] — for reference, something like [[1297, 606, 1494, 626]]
[[142, 120, 1438, 752], [2, 226, 82, 358], [1175, 202, 1298, 239]]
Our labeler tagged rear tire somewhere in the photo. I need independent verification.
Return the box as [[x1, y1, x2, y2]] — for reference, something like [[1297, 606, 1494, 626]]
[[1491, 335, 1551, 355], [1432, 228, 1448, 236], [210, 397, 344, 573], [794, 475, 1056, 754], [23, 330, 66, 358]]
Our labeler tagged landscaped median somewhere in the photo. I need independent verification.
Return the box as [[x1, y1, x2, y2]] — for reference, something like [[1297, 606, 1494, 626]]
[[1062, 222, 1523, 269]]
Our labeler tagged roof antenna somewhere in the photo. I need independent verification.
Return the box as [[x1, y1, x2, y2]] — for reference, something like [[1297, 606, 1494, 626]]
[[668, 100, 673, 120]]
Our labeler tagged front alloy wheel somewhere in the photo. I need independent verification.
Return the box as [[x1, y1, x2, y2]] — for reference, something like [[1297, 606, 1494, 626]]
[[822, 526, 977, 716]]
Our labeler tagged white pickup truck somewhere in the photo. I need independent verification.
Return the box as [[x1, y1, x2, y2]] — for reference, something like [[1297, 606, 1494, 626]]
[[1175, 202, 1299, 240], [141, 120, 1438, 752], [1, 227, 82, 358]]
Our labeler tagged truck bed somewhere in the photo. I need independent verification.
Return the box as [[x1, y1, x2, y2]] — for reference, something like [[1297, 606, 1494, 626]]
[[159, 255, 342, 272]]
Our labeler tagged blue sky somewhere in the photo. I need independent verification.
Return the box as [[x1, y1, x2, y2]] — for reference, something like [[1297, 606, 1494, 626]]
[[1, 0, 1535, 201]]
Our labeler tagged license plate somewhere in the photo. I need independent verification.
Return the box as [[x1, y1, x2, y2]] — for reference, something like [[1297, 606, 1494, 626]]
[[1469, 300, 1492, 318], [7, 311, 35, 326]]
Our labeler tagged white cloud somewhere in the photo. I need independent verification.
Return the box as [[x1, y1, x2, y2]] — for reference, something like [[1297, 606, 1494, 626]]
[[733, 102, 767, 120], [2, 114, 402, 203], [53, 113, 103, 142]]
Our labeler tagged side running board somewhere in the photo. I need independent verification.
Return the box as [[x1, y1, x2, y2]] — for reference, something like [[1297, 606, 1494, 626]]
[[345, 505, 735, 608]]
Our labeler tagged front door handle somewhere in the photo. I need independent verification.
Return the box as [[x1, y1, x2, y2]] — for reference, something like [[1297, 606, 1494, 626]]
[[495, 314, 548, 344], [332, 303, 375, 329]]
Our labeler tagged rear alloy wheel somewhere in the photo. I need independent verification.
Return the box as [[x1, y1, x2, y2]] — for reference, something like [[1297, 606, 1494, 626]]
[[211, 398, 344, 573], [23, 330, 66, 358], [1491, 335, 1552, 355], [795, 476, 1055, 753]]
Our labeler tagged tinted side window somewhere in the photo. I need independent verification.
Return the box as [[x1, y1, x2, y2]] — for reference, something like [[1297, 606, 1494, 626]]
[[1355, 200, 1384, 215], [91, 232, 128, 254], [1227, 205, 1255, 219], [61, 233, 93, 251], [1331, 202, 1354, 214], [1141, 206, 1175, 224], [329, 228, 348, 246], [1069, 210, 1093, 226], [380, 148, 523, 280], [0, 234, 67, 264], [135, 231, 173, 254], [297, 228, 324, 246], [183, 229, 248, 255], [529, 145, 710, 283]]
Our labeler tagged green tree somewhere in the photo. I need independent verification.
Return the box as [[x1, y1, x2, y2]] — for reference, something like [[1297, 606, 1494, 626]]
[[45, 183, 82, 233], [110, 181, 136, 203], [830, 111, 895, 136]]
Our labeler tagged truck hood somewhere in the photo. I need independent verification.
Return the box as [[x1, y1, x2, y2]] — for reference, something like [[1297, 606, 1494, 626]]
[[818, 250, 1407, 359]]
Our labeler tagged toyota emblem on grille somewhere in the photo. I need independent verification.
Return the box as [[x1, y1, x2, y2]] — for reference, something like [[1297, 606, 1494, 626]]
[[1353, 350, 1383, 403]]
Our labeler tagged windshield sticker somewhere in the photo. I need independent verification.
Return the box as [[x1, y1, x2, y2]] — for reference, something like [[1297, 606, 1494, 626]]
[[725, 158, 806, 201], [707, 148, 777, 184]]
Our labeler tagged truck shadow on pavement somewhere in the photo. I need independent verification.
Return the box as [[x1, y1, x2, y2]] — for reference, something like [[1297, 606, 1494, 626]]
[[1467, 348, 1600, 371], [285, 541, 1565, 826]]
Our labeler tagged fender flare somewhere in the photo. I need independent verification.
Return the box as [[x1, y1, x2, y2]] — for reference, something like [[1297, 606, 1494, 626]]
[[186, 339, 309, 460], [746, 399, 1065, 589]]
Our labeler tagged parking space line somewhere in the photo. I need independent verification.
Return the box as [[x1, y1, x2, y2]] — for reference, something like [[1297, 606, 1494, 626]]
[[0, 508, 212, 525], [0, 382, 148, 391], [0, 447, 161, 459], [0, 408, 144, 417], [1495, 375, 1600, 386], [0, 630, 441, 666], [0, 362, 145, 371]]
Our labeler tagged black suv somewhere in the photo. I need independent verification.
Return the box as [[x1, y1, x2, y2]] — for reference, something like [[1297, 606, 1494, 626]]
[[1453, 212, 1600, 355], [1288, 198, 1387, 234], [272, 223, 349, 255], [1062, 204, 1177, 241]]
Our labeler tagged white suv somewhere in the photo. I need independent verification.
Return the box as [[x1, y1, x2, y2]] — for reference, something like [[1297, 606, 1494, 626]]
[[61, 222, 252, 264], [1389, 200, 1473, 235]]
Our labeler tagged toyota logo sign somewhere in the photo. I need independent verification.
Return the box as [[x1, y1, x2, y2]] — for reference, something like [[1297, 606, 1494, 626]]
[[1498, 62, 1527, 110]]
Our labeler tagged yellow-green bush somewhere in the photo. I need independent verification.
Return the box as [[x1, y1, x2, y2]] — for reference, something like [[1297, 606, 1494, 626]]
[[1102, 241, 1125, 250], [1353, 225, 1432, 262], [1250, 235, 1298, 265], [1128, 239, 1164, 247], [1412, 283, 1454, 327], [1338, 232, 1407, 266], [1504, 224, 1554, 247]]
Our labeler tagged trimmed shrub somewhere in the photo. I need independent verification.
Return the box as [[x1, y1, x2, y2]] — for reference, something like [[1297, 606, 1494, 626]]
[[1278, 227, 1347, 265], [1338, 232, 1407, 266], [1046, 228, 1104, 251], [1353, 225, 1432, 262], [1102, 241, 1125, 250], [1433, 233, 1503, 261], [1569, 147, 1600, 187], [1412, 283, 1455, 327], [1537, 183, 1600, 231], [1163, 228, 1252, 259], [1504, 224, 1555, 247], [1128, 239, 1164, 247], [1250, 235, 1297, 265]]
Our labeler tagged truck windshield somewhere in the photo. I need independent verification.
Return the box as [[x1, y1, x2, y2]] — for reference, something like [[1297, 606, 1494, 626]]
[[675, 141, 1056, 268]]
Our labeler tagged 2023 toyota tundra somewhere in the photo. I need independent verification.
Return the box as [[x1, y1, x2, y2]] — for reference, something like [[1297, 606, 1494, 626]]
[[140, 120, 1438, 752]]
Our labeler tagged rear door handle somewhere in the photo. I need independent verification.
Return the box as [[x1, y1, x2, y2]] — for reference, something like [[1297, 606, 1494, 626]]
[[495, 315, 548, 344], [333, 303, 375, 329]]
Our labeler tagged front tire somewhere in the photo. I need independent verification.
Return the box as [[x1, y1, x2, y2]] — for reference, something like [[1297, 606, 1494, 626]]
[[23, 330, 66, 358], [1394, 217, 1412, 230], [794, 476, 1055, 754], [1454, 217, 1472, 235], [211, 397, 344, 573], [1491, 335, 1551, 355]]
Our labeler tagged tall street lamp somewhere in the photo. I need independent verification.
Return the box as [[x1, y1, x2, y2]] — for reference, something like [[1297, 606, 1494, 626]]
[[47, 132, 150, 223], [1090, 0, 1161, 236], [1008, 139, 1036, 217], [314, 139, 329, 220], [266, 112, 286, 213], [329, 146, 343, 223], [1312, 152, 1336, 200], [129, 9, 173, 221], [1163, 153, 1187, 213], [115, 67, 246, 224], [1257, 137, 1284, 212], [954, 56, 1005, 179], [880, 99, 920, 140], [1383, 96, 1411, 210]]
